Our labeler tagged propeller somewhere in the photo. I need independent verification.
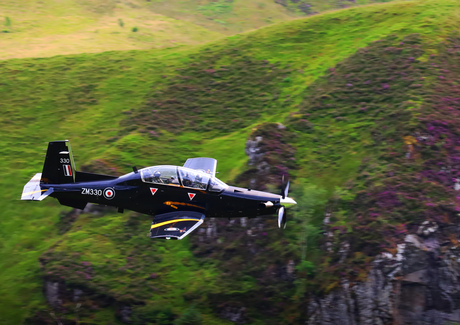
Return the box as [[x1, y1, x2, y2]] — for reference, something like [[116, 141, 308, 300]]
[[278, 176, 296, 229]]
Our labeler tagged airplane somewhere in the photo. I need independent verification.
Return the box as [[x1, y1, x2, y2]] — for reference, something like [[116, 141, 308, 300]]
[[21, 140, 297, 240]]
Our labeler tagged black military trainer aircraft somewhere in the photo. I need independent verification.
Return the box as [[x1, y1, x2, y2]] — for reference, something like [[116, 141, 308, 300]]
[[21, 140, 297, 239]]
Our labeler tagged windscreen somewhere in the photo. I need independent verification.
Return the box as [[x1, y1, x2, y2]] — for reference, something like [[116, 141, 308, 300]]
[[141, 166, 179, 186], [209, 178, 228, 192]]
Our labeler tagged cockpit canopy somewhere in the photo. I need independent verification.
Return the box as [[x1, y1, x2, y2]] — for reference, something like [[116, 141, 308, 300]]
[[140, 165, 227, 192]]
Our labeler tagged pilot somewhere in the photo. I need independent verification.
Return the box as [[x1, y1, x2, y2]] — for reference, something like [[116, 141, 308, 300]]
[[194, 174, 203, 189], [182, 172, 192, 187], [165, 176, 176, 185], [153, 170, 161, 183]]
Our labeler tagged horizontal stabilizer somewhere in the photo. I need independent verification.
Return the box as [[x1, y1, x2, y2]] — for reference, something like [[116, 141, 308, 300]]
[[21, 173, 54, 201], [150, 211, 205, 240]]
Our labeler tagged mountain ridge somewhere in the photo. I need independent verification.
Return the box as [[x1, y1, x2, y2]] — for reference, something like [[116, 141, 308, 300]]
[[0, 0, 400, 60]]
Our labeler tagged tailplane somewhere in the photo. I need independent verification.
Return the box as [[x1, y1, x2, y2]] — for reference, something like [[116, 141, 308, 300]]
[[21, 140, 75, 201], [21, 140, 115, 207], [21, 173, 54, 201]]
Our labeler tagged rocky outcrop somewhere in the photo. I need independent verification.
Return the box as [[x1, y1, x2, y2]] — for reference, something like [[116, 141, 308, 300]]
[[45, 281, 62, 309], [307, 231, 460, 325], [237, 122, 296, 190]]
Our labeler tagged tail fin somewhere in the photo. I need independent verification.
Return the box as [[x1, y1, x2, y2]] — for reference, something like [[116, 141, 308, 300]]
[[41, 140, 77, 184]]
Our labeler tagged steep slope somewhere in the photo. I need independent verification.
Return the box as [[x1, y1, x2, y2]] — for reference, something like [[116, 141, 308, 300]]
[[1, 0, 460, 323], [294, 34, 460, 324]]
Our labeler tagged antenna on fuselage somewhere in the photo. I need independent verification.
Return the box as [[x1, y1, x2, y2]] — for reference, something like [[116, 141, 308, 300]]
[[132, 166, 139, 173]]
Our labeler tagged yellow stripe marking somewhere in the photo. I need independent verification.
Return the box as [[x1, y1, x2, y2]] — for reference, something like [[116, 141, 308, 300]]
[[22, 189, 47, 196], [164, 201, 204, 210], [150, 218, 200, 229]]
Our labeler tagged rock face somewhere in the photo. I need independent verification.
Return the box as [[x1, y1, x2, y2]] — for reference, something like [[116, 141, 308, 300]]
[[238, 122, 296, 190], [45, 281, 62, 309], [307, 233, 460, 325]]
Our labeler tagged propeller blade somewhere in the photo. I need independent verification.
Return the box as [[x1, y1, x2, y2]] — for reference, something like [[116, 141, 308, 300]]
[[281, 176, 289, 199], [278, 206, 286, 229], [283, 209, 287, 229], [284, 181, 290, 199]]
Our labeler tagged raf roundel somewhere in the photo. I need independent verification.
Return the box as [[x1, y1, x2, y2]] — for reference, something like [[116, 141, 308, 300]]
[[103, 187, 115, 200]]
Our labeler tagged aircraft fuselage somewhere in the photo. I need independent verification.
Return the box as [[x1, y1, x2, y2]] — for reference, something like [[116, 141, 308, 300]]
[[43, 170, 283, 219]]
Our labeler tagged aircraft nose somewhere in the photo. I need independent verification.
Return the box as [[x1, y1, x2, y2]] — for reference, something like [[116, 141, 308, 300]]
[[280, 196, 297, 206]]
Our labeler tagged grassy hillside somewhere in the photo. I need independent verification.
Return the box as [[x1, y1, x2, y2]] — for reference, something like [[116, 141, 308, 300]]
[[0, 0, 397, 60], [1, 0, 460, 323], [0, 0, 223, 60]]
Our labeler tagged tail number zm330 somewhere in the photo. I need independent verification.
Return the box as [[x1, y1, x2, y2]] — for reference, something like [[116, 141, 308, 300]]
[[82, 188, 103, 196]]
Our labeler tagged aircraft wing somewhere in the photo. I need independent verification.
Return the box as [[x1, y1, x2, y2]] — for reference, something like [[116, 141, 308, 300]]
[[183, 157, 217, 177], [149, 211, 205, 240]]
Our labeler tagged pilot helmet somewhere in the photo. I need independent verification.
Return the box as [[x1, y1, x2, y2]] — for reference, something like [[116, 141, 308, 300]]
[[154, 171, 161, 178]]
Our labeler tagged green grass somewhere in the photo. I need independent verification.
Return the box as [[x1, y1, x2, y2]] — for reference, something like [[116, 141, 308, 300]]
[[1, 0, 460, 323]]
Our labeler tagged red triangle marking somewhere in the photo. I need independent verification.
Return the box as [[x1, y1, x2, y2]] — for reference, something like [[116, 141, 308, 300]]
[[150, 188, 158, 195], [188, 193, 196, 200]]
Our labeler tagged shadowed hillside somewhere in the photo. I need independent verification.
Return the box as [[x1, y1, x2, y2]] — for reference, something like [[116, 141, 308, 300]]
[[1, 0, 460, 323]]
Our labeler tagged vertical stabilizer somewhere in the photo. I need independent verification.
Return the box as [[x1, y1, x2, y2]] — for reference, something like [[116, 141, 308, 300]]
[[41, 140, 76, 184]]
